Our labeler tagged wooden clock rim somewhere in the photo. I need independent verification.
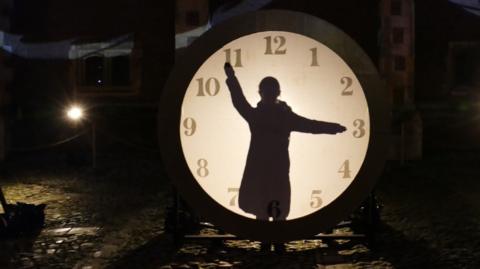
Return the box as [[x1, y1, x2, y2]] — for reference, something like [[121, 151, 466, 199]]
[[159, 9, 391, 242]]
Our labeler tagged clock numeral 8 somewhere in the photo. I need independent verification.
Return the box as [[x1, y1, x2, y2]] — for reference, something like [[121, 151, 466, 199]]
[[183, 117, 196, 136], [224, 48, 243, 67], [264, 36, 287, 55], [310, 190, 323, 208], [353, 119, 366, 138], [228, 188, 239, 206], [196, 77, 220, 96], [341, 76, 353, 96], [196, 159, 209, 177]]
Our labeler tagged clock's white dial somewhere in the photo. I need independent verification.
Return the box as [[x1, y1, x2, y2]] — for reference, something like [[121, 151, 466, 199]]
[[180, 31, 370, 221]]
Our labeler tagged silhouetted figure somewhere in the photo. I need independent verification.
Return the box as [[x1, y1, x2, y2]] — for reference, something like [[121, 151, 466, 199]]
[[224, 63, 346, 221]]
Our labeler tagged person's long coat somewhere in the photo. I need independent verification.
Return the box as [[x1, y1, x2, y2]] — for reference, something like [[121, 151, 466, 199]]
[[226, 76, 345, 220]]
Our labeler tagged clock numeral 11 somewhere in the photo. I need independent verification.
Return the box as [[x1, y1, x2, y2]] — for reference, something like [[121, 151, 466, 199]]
[[228, 188, 239, 206], [196, 77, 220, 96], [224, 48, 243, 67], [264, 36, 287, 55], [197, 159, 209, 177]]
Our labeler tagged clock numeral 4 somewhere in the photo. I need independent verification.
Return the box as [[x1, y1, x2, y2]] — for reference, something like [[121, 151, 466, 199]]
[[310, 190, 323, 208], [224, 48, 243, 67], [196, 77, 220, 96], [310, 47, 319, 66], [338, 160, 352, 179], [264, 36, 287, 55], [196, 159, 209, 177], [228, 188, 239, 206], [353, 119, 366, 138], [341, 76, 353, 96], [182, 117, 196, 136], [267, 200, 281, 221]]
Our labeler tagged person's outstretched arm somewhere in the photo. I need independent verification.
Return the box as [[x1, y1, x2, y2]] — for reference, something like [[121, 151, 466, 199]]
[[224, 63, 253, 121], [290, 112, 346, 134]]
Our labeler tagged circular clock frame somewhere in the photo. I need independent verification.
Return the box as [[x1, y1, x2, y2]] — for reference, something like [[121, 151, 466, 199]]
[[159, 10, 390, 242]]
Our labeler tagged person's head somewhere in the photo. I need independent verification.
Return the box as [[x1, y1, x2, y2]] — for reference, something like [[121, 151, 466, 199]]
[[259, 76, 280, 103]]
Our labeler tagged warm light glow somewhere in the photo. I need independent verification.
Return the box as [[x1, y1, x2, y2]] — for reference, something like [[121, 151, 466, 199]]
[[66, 105, 85, 121]]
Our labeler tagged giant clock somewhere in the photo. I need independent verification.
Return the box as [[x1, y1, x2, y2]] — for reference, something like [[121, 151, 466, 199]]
[[159, 10, 390, 242]]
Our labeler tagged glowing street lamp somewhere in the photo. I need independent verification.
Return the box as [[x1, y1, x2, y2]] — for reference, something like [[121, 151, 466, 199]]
[[65, 104, 96, 169], [66, 105, 85, 122]]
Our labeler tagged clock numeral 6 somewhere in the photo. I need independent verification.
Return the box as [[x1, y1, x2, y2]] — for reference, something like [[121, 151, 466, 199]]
[[196, 159, 209, 177], [338, 160, 352, 179], [224, 48, 243, 67], [228, 188, 239, 206], [182, 117, 196, 136], [353, 119, 366, 138], [196, 77, 220, 97], [267, 200, 281, 220], [264, 36, 287, 55], [341, 76, 353, 96], [310, 190, 323, 208]]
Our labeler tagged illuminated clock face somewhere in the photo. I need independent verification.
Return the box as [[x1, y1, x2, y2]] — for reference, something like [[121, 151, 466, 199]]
[[179, 31, 370, 221]]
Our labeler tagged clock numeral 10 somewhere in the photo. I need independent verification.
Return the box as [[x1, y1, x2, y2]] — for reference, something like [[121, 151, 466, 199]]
[[196, 159, 209, 177], [310, 190, 323, 208], [224, 48, 243, 67], [264, 36, 287, 55], [341, 76, 353, 96], [338, 160, 352, 179], [183, 117, 196, 136], [353, 119, 366, 138], [228, 188, 239, 206], [196, 77, 220, 96], [310, 48, 319, 66]]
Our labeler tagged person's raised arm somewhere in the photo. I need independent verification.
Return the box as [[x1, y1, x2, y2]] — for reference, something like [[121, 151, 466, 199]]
[[290, 112, 346, 134], [224, 63, 253, 121]]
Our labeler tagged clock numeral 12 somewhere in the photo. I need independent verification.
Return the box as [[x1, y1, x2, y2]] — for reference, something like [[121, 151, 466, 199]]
[[224, 48, 243, 67], [353, 119, 366, 138], [228, 188, 239, 206], [264, 36, 287, 55], [183, 117, 196, 136], [196, 77, 220, 96], [338, 160, 352, 179], [197, 159, 209, 177], [341, 76, 353, 96], [310, 48, 319, 66], [310, 190, 323, 208]]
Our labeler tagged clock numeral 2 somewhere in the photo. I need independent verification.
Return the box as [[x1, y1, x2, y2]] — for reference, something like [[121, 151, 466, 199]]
[[196, 159, 209, 177], [341, 76, 353, 96], [196, 77, 220, 96], [224, 48, 243, 67], [264, 36, 287, 55], [338, 160, 352, 179], [310, 190, 323, 208], [183, 117, 196, 136], [310, 47, 319, 66], [228, 188, 239, 206], [353, 119, 366, 138]]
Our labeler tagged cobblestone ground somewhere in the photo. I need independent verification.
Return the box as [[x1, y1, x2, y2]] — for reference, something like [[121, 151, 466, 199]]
[[1, 150, 480, 268]]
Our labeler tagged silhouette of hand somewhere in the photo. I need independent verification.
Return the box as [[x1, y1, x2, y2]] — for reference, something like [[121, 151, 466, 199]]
[[224, 62, 235, 78]]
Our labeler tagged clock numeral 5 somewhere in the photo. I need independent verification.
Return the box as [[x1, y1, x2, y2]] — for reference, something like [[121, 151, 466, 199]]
[[310, 190, 323, 208], [182, 117, 196, 136], [341, 76, 353, 96], [353, 119, 366, 138], [196, 159, 209, 177], [196, 77, 220, 96], [228, 188, 239, 206], [338, 160, 352, 179], [224, 48, 243, 67], [264, 36, 287, 55]]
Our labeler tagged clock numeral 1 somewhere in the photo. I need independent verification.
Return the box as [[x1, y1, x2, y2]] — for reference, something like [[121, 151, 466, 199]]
[[338, 160, 352, 179], [310, 190, 323, 208], [224, 48, 243, 67], [310, 47, 319, 66], [196, 77, 220, 96], [267, 200, 281, 220], [182, 117, 196, 136], [228, 188, 239, 206], [196, 159, 209, 177], [264, 36, 287, 55], [341, 76, 353, 96], [353, 119, 366, 138]]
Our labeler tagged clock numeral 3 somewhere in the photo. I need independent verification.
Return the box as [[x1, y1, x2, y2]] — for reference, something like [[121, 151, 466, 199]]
[[341, 76, 353, 96], [264, 36, 287, 55], [196, 77, 220, 96], [310, 47, 319, 66], [338, 160, 352, 179], [353, 119, 366, 138], [196, 159, 209, 177], [267, 200, 281, 220], [224, 48, 243, 67], [310, 190, 323, 208], [182, 117, 196, 136], [228, 188, 239, 206]]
